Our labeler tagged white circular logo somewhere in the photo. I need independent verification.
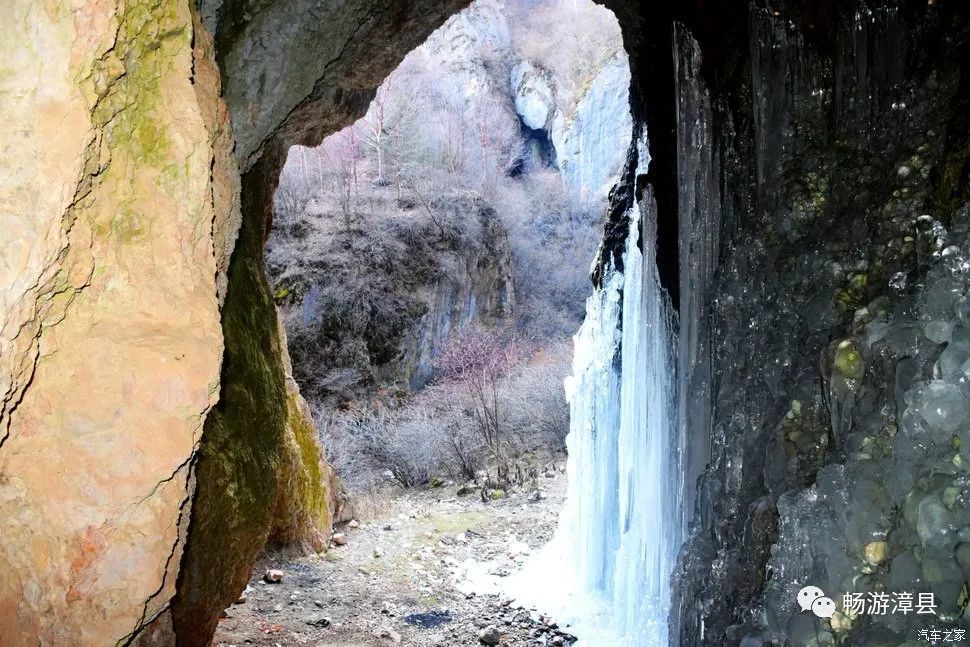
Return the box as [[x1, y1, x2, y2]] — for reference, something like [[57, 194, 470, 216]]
[[797, 585, 825, 612], [811, 596, 836, 619]]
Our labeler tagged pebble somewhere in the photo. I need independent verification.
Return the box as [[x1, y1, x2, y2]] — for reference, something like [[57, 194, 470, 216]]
[[218, 479, 569, 646], [264, 569, 284, 583], [864, 540, 888, 565], [478, 625, 502, 645], [304, 614, 331, 627]]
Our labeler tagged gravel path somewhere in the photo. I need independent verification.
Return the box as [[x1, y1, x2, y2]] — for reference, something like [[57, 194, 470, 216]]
[[213, 468, 576, 647]]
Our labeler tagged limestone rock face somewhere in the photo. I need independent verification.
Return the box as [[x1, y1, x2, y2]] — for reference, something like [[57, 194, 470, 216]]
[[267, 193, 515, 399], [511, 61, 555, 130], [507, 48, 632, 212], [418, 0, 511, 78], [549, 52, 632, 208], [215, 0, 473, 167], [0, 1, 237, 643], [1, 0, 641, 644], [402, 206, 515, 389]]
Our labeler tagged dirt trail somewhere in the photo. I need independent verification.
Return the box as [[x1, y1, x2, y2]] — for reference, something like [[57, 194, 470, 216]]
[[213, 469, 574, 647]]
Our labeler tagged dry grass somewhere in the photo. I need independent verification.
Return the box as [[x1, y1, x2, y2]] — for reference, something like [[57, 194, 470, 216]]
[[345, 487, 400, 522]]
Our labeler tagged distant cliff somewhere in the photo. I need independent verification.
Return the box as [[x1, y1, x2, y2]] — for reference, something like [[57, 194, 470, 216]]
[[266, 189, 514, 402]]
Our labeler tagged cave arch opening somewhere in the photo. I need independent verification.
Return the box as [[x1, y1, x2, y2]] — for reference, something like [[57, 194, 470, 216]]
[[7, 1, 970, 645], [168, 0, 695, 643], [187, 0, 682, 644]]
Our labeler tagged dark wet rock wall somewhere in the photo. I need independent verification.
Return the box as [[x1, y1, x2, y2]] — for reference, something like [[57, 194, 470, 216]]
[[657, 2, 970, 644]]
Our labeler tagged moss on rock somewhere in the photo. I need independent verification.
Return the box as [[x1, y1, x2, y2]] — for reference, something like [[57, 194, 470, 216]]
[[170, 143, 346, 642], [170, 160, 289, 645], [833, 340, 864, 381], [266, 382, 330, 552], [267, 313, 345, 552]]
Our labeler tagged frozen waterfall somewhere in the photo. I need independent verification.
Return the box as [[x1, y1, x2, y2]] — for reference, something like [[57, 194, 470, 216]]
[[508, 137, 681, 645]]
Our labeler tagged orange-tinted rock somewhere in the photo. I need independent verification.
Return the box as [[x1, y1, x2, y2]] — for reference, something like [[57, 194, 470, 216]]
[[0, 1, 230, 643]]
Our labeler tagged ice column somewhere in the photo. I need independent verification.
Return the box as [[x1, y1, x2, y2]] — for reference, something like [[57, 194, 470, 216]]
[[555, 135, 681, 645]]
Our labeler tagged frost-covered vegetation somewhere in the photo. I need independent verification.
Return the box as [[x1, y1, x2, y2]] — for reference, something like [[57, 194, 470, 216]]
[[266, 0, 626, 490]]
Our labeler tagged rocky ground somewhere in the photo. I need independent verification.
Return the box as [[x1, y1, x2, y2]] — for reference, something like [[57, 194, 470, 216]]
[[213, 467, 576, 647]]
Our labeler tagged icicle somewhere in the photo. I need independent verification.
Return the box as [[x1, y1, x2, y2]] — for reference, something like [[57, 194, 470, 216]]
[[509, 134, 681, 646]]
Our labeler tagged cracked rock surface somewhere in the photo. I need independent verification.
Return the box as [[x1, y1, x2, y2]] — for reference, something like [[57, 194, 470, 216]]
[[0, 1, 232, 643]]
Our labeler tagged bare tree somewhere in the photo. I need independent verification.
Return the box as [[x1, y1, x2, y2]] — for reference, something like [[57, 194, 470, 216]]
[[499, 343, 570, 451], [435, 327, 520, 483], [343, 407, 441, 488], [403, 171, 449, 240], [418, 382, 486, 481], [356, 81, 400, 186], [444, 111, 467, 177], [318, 128, 362, 230]]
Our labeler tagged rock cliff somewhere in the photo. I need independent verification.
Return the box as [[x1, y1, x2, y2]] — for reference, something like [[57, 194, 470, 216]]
[[551, 52, 632, 209], [597, 1, 970, 644], [1, 2, 231, 642], [267, 193, 515, 400], [666, 4, 970, 643], [508, 18, 631, 210]]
